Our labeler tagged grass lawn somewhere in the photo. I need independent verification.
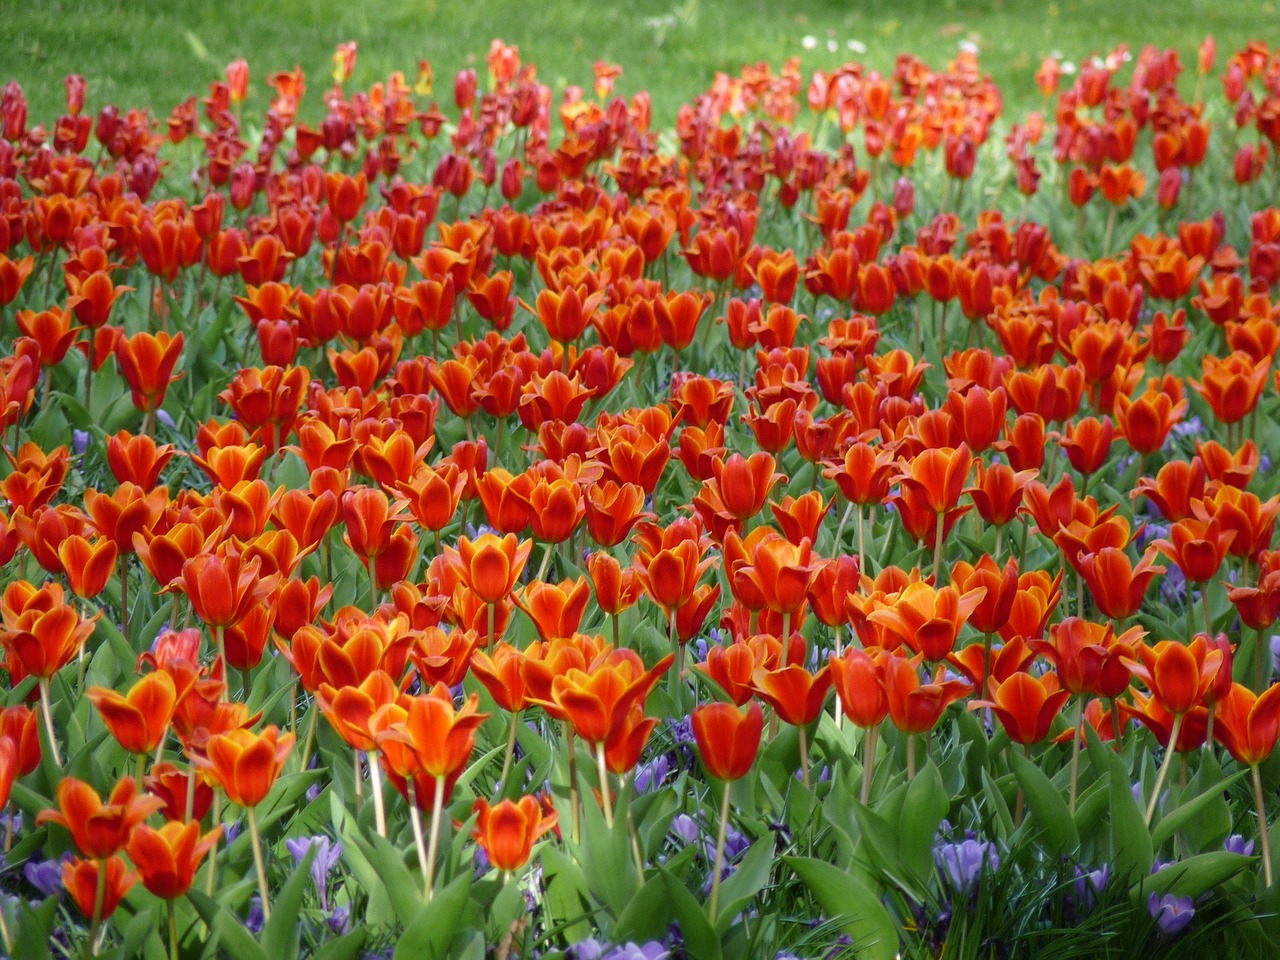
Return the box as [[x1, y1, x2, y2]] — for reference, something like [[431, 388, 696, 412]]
[[3, 0, 1276, 128]]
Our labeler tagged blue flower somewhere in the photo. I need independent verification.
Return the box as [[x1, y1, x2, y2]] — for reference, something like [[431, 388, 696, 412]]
[[669, 814, 700, 846], [1072, 864, 1108, 913], [245, 896, 265, 935], [1224, 834, 1255, 856], [24, 855, 70, 898], [634, 754, 670, 793], [602, 942, 668, 960], [1148, 892, 1194, 938]]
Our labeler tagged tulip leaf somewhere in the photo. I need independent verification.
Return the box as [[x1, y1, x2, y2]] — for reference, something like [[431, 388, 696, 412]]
[[1142, 851, 1253, 900], [850, 803, 925, 903], [186, 889, 270, 960], [313, 929, 368, 960], [1150, 769, 1244, 852], [784, 856, 898, 960], [13, 897, 56, 960], [1072, 779, 1110, 842], [263, 845, 315, 960], [394, 872, 474, 960], [614, 873, 675, 942], [712, 837, 775, 936], [1108, 752, 1153, 881], [1010, 749, 1079, 855], [659, 868, 722, 960], [979, 768, 1014, 841], [577, 781, 640, 918], [540, 845, 593, 943], [897, 761, 949, 888]]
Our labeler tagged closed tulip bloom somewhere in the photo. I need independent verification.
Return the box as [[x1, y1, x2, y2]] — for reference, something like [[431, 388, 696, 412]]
[[1152, 516, 1235, 584], [948, 556, 1018, 635], [710, 452, 783, 522], [2, 599, 98, 682], [829, 648, 889, 728], [126, 820, 223, 898], [633, 538, 717, 614], [515, 578, 591, 641], [1123, 637, 1224, 716], [470, 644, 534, 713], [883, 655, 973, 735], [692, 701, 765, 780], [1189, 351, 1269, 425], [0, 736, 17, 812], [1077, 547, 1165, 620], [586, 552, 643, 616], [63, 855, 136, 921], [948, 635, 1037, 688], [603, 702, 660, 775], [114, 331, 184, 413], [733, 535, 821, 615], [1030, 617, 1144, 699], [1114, 387, 1187, 455], [972, 672, 1071, 745], [472, 796, 558, 873], [37, 776, 165, 859], [196, 725, 295, 808], [175, 553, 279, 629], [87, 670, 178, 755], [56, 534, 117, 598], [316, 670, 402, 752], [454, 534, 533, 604], [895, 445, 973, 515], [1213, 682, 1280, 766]]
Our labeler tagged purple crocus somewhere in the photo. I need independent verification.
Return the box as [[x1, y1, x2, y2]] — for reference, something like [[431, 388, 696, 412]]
[[285, 835, 343, 910], [1072, 864, 1109, 912], [602, 943, 669, 960], [1148, 893, 1194, 937], [1224, 834, 1256, 856], [24, 855, 70, 898], [669, 814, 700, 846], [935, 839, 999, 896], [634, 755, 671, 794]]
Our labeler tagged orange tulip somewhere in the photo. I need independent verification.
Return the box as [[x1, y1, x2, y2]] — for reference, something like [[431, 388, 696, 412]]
[[541, 650, 673, 744], [195, 725, 295, 808], [57, 534, 117, 598], [174, 553, 280, 629], [731, 534, 820, 616], [371, 684, 489, 782], [1, 593, 98, 682], [114, 331, 185, 413], [315, 670, 403, 752], [882, 654, 973, 735], [126, 820, 223, 898], [472, 796, 558, 872], [1030, 617, 1143, 699], [87, 670, 178, 755], [709, 451, 783, 522], [63, 855, 136, 921], [691, 701, 764, 780], [1189, 351, 1270, 425], [1114, 386, 1187, 455], [1152, 516, 1235, 584], [1214, 682, 1280, 766], [453, 534, 533, 605], [586, 552, 643, 617], [1077, 547, 1165, 620], [37, 776, 165, 859], [750, 664, 833, 727], [515, 578, 591, 642], [971, 672, 1070, 745], [829, 648, 889, 728], [867, 580, 987, 661], [1123, 637, 1223, 717]]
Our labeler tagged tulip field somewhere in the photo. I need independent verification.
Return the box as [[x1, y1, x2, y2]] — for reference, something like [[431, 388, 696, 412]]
[[3, 27, 1280, 960]]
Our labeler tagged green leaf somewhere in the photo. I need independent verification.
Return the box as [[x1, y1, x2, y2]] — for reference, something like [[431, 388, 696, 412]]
[[1010, 749, 1079, 855], [13, 897, 57, 960], [659, 869, 721, 960], [784, 856, 898, 960], [394, 872, 473, 960], [1108, 752, 1153, 881], [614, 874, 675, 943], [186, 889, 269, 960], [1150, 769, 1245, 851], [712, 838, 774, 936], [263, 845, 315, 960], [896, 761, 949, 887], [313, 930, 368, 960], [1143, 851, 1253, 900], [578, 785, 640, 918], [541, 846, 593, 943]]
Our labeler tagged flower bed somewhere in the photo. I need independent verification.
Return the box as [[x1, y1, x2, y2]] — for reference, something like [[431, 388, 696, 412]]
[[0, 35, 1279, 960]]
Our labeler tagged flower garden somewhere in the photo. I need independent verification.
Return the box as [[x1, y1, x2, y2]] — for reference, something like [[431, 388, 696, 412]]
[[1, 28, 1280, 960]]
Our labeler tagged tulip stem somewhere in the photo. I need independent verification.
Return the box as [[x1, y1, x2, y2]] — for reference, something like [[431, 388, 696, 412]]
[[135, 752, 147, 793], [214, 626, 228, 702], [87, 857, 107, 958], [500, 710, 521, 789], [1252, 764, 1273, 887], [596, 742, 614, 828], [781, 611, 793, 667], [708, 781, 732, 925], [0, 898, 12, 958], [367, 752, 387, 838], [425, 775, 446, 901], [565, 725, 581, 845], [906, 735, 917, 781], [37, 678, 62, 767], [932, 511, 945, 582], [205, 795, 221, 895], [247, 807, 272, 922], [167, 899, 179, 960], [1144, 713, 1184, 827], [798, 725, 812, 789], [860, 725, 879, 805], [298, 705, 318, 774], [1255, 626, 1268, 693], [1069, 698, 1084, 815], [406, 780, 431, 895], [353, 750, 364, 807]]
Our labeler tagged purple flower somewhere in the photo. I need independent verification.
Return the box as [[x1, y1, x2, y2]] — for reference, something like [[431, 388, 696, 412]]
[[24, 855, 69, 898], [224, 819, 242, 846], [1270, 635, 1280, 678], [1148, 893, 1194, 938], [935, 839, 999, 896], [666, 716, 695, 745], [72, 430, 91, 455], [1224, 834, 1256, 856], [326, 905, 350, 934], [634, 755, 671, 793], [569, 939, 605, 960], [1072, 864, 1108, 912], [245, 896, 265, 935], [1158, 565, 1187, 606], [602, 943, 669, 960], [669, 814, 700, 846], [285, 835, 343, 910], [157, 410, 176, 431]]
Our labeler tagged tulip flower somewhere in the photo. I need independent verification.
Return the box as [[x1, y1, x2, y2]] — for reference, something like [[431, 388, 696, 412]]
[[1215, 682, 1280, 886], [691, 700, 764, 922], [750, 663, 833, 787], [472, 796, 558, 876], [972, 672, 1070, 746], [195, 725, 295, 919], [37, 776, 165, 860], [114, 330, 185, 419], [126, 820, 222, 899], [62, 855, 136, 939], [829, 647, 890, 803], [867, 580, 988, 663], [882, 654, 973, 777], [87, 670, 179, 776]]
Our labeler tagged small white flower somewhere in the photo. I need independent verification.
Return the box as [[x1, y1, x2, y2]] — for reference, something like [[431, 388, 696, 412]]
[[847, 39, 867, 54], [827, 39, 839, 53], [959, 40, 979, 54], [1061, 61, 1078, 75], [801, 35, 818, 50]]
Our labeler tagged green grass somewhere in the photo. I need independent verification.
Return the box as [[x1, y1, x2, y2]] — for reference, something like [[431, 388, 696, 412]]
[[2, 0, 1276, 130]]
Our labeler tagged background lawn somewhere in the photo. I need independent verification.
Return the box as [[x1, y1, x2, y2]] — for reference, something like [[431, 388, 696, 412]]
[[3, 0, 1275, 128]]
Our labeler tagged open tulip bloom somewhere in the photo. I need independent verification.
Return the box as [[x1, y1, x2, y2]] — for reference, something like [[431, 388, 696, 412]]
[[3, 28, 1280, 960]]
